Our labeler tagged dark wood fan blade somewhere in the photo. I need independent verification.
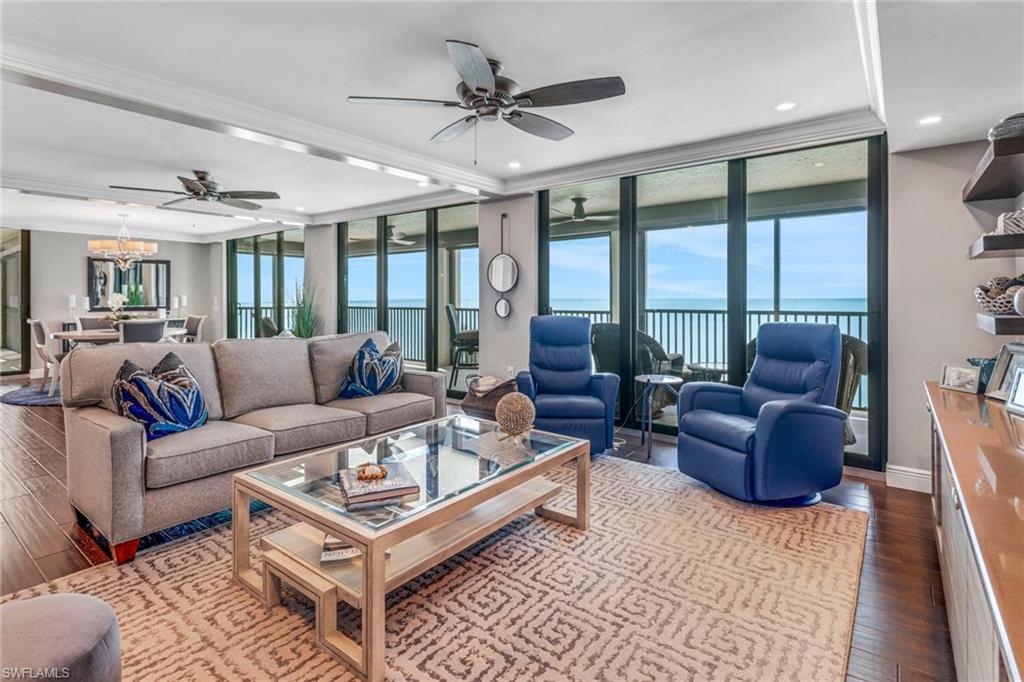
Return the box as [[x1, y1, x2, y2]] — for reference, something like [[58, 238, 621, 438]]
[[431, 116, 477, 143], [219, 191, 280, 200], [160, 197, 194, 207], [348, 96, 463, 108], [177, 176, 207, 194], [219, 197, 261, 210], [109, 185, 188, 195], [446, 40, 495, 95], [504, 111, 574, 141], [515, 77, 625, 108]]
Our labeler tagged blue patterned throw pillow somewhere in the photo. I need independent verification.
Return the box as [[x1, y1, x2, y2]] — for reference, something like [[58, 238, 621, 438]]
[[338, 339, 404, 399], [113, 353, 208, 440]]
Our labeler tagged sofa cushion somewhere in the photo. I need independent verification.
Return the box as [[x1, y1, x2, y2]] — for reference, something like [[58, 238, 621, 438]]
[[338, 339, 404, 398], [308, 331, 391, 403], [60, 342, 223, 420], [232, 404, 366, 455], [534, 394, 606, 419], [679, 409, 757, 453], [114, 353, 208, 440], [145, 421, 274, 489], [213, 338, 316, 419], [326, 392, 434, 435]]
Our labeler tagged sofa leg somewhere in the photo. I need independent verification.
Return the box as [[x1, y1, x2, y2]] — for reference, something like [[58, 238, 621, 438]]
[[112, 539, 141, 565]]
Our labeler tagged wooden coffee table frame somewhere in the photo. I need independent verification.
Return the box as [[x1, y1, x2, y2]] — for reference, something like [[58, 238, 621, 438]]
[[232, 419, 589, 682]]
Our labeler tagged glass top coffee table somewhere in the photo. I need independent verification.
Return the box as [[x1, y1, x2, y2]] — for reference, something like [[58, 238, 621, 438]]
[[231, 414, 590, 682]]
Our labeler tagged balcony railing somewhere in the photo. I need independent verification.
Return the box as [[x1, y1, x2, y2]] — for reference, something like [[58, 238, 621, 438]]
[[338, 305, 869, 408], [235, 305, 297, 338]]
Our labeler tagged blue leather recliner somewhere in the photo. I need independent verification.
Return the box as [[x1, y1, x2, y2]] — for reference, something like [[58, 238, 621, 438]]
[[677, 322, 847, 505], [517, 316, 620, 456]]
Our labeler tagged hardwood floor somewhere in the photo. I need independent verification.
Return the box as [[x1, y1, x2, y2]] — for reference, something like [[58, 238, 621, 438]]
[[0, 376, 954, 680]]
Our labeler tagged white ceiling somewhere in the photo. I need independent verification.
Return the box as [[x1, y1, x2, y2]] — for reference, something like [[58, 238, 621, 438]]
[[876, 0, 1024, 153], [0, 1, 1020, 241]]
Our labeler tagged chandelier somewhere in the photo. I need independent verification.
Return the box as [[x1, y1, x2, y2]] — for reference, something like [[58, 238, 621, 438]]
[[88, 214, 158, 271]]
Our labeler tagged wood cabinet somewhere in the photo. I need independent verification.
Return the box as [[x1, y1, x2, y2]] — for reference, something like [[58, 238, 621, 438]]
[[927, 382, 1021, 682]]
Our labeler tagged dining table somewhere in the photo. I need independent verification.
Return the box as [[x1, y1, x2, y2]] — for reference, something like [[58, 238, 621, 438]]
[[50, 328, 188, 343]]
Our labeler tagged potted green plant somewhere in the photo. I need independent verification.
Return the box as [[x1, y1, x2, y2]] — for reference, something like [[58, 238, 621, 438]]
[[291, 282, 322, 338]]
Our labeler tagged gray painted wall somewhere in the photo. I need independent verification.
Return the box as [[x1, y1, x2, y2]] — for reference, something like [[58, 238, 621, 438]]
[[26, 229, 220, 370], [478, 195, 538, 378], [302, 223, 338, 336], [887, 141, 1018, 472]]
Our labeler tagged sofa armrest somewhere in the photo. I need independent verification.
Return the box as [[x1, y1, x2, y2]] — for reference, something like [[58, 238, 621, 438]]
[[677, 382, 743, 417], [516, 371, 536, 401], [753, 400, 847, 500], [64, 406, 147, 544], [401, 369, 446, 420]]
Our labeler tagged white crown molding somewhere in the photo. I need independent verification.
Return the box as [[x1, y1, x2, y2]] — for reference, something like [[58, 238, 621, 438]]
[[853, 0, 887, 123], [1, 38, 502, 196], [310, 190, 475, 226], [4, 218, 211, 244], [502, 109, 886, 194], [885, 464, 931, 493]]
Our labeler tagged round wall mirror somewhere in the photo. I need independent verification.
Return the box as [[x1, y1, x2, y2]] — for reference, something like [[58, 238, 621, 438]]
[[495, 298, 511, 318], [487, 254, 519, 293]]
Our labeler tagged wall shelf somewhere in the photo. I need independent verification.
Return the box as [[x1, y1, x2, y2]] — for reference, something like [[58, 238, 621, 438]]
[[977, 313, 1024, 335], [962, 137, 1024, 202], [968, 233, 1024, 259]]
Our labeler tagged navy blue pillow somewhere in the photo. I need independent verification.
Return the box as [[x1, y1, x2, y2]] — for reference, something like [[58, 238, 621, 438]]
[[338, 339, 404, 399], [113, 353, 208, 440]]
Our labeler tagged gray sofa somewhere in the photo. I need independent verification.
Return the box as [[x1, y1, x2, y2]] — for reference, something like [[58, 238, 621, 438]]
[[60, 331, 445, 563]]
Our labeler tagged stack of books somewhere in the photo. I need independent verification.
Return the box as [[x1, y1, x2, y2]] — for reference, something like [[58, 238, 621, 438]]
[[320, 535, 360, 564], [339, 461, 420, 510]]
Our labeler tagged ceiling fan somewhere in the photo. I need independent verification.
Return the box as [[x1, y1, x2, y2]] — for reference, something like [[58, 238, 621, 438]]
[[551, 197, 616, 225], [348, 39, 625, 143], [388, 225, 416, 246], [110, 170, 281, 211]]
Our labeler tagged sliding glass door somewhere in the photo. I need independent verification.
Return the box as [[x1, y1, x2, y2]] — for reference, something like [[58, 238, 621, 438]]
[[537, 136, 887, 470], [227, 228, 305, 338], [338, 202, 475, 395]]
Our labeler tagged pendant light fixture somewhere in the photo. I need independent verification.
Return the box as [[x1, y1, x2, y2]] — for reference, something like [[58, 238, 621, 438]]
[[88, 214, 158, 271]]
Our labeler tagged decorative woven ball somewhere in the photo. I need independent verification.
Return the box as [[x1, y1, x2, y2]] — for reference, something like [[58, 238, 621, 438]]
[[356, 462, 388, 481], [495, 391, 535, 437]]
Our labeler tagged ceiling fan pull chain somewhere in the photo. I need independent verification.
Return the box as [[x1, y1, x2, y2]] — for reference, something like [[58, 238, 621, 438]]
[[473, 118, 478, 166]]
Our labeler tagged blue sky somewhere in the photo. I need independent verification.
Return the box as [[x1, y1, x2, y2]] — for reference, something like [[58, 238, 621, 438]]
[[243, 212, 866, 312], [236, 254, 304, 306]]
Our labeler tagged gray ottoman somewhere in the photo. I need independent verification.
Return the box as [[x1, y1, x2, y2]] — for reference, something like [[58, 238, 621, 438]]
[[0, 594, 121, 681]]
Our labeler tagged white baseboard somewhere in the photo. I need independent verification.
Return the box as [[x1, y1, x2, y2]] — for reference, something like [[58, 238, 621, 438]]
[[886, 464, 932, 493]]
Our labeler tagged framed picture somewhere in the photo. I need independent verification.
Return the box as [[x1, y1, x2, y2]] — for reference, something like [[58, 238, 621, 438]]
[[985, 343, 1024, 401], [940, 364, 981, 393], [1006, 367, 1024, 416]]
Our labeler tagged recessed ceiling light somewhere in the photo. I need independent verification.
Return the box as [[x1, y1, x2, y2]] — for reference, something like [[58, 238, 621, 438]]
[[508, 161, 521, 169], [774, 102, 797, 112], [417, 181, 430, 188], [918, 115, 944, 126], [813, 162, 825, 168], [295, 206, 305, 212]]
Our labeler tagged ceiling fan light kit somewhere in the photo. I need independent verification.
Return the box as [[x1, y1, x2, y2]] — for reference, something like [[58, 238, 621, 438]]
[[349, 39, 625, 145]]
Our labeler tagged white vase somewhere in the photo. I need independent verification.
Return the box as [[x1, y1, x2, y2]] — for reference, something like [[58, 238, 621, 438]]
[[1013, 288, 1024, 316]]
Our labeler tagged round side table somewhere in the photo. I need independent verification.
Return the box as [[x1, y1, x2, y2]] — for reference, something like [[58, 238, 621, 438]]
[[634, 374, 684, 460]]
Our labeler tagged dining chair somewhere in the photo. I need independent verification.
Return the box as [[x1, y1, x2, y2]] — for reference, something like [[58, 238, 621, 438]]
[[444, 303, 479, 390], [27, 319, 66, 396], [76, 316, 117, 347], [182, 315, 206, 343], [115, 319, 167, 343], [259, 316, 280, 338]]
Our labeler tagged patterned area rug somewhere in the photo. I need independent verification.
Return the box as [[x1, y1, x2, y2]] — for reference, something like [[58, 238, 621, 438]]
[[2, 457, 867, 681], [0, 383, 61, 406]]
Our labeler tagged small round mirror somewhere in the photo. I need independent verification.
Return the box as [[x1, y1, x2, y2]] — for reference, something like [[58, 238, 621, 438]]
[[487, 254, 519, 293], [495, 298, 511, 318]]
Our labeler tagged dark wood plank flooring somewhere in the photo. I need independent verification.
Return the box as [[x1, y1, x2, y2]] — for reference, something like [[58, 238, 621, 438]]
[[0, 376, 954, 680]]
